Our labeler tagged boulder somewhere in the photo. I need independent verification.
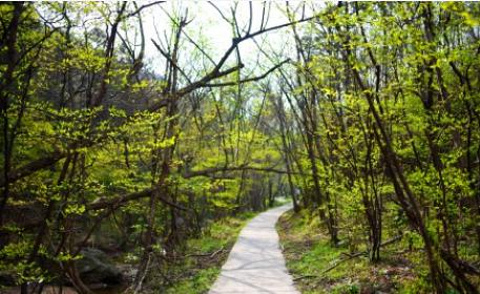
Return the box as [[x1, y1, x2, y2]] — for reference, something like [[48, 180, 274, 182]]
[[76, 248, 122, 285]]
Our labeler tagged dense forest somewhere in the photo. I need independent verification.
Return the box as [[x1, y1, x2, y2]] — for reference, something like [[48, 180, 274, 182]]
[[1, 2, 479, 293]]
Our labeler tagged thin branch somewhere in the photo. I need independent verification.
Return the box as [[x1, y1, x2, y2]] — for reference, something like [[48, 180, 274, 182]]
[[152, 38, 193, 85], [123, 1, 165, 19], [204, 59, 290, 88]]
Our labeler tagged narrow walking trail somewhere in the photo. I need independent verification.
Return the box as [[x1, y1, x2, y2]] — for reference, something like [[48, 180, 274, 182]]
[[209, 203, 299, 294]]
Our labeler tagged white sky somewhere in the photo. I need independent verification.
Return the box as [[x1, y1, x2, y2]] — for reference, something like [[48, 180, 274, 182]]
[[139, 1, 313, 77]]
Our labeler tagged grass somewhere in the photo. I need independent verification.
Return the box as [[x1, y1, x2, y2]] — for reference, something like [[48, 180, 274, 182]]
[[276, 209, 439, 294], [164, 267, 220, 294]]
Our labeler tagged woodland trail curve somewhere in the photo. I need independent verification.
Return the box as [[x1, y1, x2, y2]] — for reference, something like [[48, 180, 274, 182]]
[[209, 203, 299, 294]]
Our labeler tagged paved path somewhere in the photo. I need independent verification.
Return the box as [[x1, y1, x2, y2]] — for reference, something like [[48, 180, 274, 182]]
[[209, 203, 299, 294]]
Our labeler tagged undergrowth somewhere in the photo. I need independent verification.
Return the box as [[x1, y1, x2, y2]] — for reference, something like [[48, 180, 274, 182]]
[[276, 209, 449, 294]]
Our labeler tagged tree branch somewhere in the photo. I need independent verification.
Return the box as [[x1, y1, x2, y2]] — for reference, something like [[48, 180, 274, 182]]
[[0, 151, 66, 188], [87, 188, 189, 211], [183, 165, 298, 179], [204, 59, 290, 88]]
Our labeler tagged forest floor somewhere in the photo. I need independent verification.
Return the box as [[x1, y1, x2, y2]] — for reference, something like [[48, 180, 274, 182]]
[[277, 209, 435, 294]]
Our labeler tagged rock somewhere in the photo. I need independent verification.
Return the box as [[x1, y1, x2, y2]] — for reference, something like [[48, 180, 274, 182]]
[[76, 248, 122, 285], [117, 264, 138, 283], [0, 272, 16, 286]]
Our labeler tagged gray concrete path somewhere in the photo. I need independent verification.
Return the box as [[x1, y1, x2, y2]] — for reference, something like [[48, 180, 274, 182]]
[[209, 203, 299, 294]]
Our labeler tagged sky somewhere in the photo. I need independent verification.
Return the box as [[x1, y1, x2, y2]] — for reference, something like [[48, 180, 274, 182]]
[[139, 1, 313, 77]]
